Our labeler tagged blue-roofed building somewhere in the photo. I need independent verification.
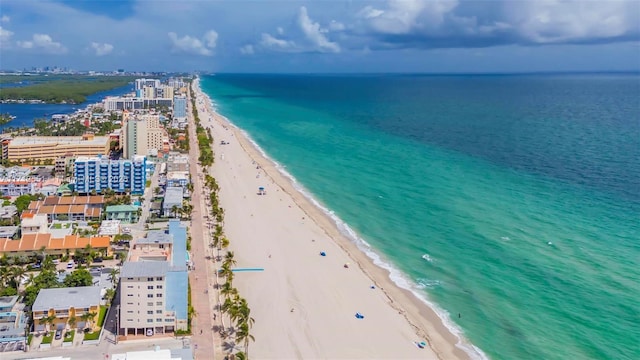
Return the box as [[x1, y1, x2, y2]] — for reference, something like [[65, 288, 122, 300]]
[[119, 220, 189, 336]]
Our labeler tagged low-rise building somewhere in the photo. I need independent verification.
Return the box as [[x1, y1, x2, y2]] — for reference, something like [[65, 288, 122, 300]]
[[162, 187, 183, 217], [23, 195, 104, 223], [0, 226, 19, 239], [0, 205, 17, 220], [32, 287, 101, 332], [166, 171, 189, 188], [0, 234, 111, 258], [119, 220, 188, 336], [20, 214, 48, 234], [105, 205, 140, 224], [166, 153, 189, 172], [98, 220, 121, 236], [0, 296, 27, 350], [4, 134, 110, 162]]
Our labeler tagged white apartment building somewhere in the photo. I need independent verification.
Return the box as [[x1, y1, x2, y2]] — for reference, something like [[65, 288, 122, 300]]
[[119, 221, 188, 337]]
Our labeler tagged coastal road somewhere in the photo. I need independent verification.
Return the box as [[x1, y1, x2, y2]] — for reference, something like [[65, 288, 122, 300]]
[[186, 86, 223, 360]]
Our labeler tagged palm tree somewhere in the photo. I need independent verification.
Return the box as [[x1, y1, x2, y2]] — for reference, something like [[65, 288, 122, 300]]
[[109, 268, 119, 287], [8, 266, 25, 289], [86, 312, 97, 330], [223, 251, 237, 269], [235, 322, 255, 358], [171, 205, 179, 218], [43, 314, 57, 333], [79, 312, 91, 330], [219, 281, 237, 301], [68, 316, 77, 330]]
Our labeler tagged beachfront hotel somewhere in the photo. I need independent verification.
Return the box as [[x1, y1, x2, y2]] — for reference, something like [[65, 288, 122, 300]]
[[2, 134, 110, 162], [74, 155, 147, 195], [119, 220, 188, 337]]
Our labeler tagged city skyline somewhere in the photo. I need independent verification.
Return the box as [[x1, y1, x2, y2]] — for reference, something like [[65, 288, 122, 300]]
[[1, 0, 639, 73]]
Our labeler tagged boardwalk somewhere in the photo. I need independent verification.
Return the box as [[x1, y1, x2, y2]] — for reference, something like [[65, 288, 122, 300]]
[[186, 88, 223, 359]]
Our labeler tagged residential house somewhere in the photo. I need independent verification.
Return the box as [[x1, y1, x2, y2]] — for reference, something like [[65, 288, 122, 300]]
[[105, 205, 140, 224], [32, 287, 101, 332]]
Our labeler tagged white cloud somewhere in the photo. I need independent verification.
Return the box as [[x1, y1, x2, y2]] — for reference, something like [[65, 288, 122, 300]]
[[203, 30, 218, 48], [359, 0, 458, 35], [91, 42, 114, 56], [168, 30, 217, 56], [240, 44, 254, 55], [1, 15, 9, 23], [260, 33, 297, 51], [297, 7, 340, 53], [0, 26, 13, 48], [505, 1, 638, 44], [17, 33, 67, 54], [328, 20, 345, 32], [277, 27, 284, 35]]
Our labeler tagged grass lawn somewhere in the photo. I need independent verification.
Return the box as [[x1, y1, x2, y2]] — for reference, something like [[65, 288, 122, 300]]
[[83, 330, 100, 341], [27, 334, 33, 345], [41, 332, 53, 344], [63, 330, 74, 342], [52, 224, 62, 229], [97, 306, 107, 327]]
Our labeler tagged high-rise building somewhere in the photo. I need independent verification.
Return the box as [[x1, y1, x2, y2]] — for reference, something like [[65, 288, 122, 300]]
[[135, 79, 160, 91], [74, 155, 146, 194], [173, 95, 187, 119], [123, 115, 165, 158]]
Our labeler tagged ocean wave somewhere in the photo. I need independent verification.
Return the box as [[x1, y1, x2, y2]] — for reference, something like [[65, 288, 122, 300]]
[[196, 80, 488, 360], [422, 253, 434, 262], [416, 278, 442, 289]]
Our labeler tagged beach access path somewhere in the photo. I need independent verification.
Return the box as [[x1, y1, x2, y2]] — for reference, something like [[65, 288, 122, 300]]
[[192, 79, 468, 359]]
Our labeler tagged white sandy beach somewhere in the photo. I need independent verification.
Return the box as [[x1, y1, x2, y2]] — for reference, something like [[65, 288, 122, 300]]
[[192, 78, 471, 359]]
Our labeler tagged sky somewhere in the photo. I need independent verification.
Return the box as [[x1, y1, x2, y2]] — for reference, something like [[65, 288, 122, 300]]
[[1, 0, 639, 73]]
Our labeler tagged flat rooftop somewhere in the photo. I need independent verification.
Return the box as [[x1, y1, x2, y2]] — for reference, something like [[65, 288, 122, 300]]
[[10, 136, 109, 146], [32, 287, 101, 312]]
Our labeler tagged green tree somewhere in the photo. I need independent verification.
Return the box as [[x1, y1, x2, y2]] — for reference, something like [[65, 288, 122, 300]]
[[68, 316, 77, 329], [63, 269, 93, 287]]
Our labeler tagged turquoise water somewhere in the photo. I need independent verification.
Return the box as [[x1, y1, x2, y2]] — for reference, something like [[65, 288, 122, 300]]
[[201, 74, 640, 360]]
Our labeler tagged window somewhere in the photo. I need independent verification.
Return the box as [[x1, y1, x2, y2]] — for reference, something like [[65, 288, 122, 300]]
[[147, 302, 153, 306], [127, 319, 133, 322], [165, 318, 173, 322], [127, 277, 133, 280], [147, 286, 154, 290], [127, 294, 133, 297], [156, 310, 162, 314], [156, 302, 162, 306], [156, 293, 163, 298], [127, 310, 133, 314], [156, 277, 163, 281], [127, 285, 133, 288], [127, 302, 133, 305], [156, 285, 163, 289], [147, 294, 153, 298], [147, 319, 153, 323], [147, 311, 153, 315], [147, 277, 154, 281], [156, 318, 162, 322]]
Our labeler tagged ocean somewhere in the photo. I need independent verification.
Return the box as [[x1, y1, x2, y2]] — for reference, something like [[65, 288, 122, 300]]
[[200, 74, 640, 360]]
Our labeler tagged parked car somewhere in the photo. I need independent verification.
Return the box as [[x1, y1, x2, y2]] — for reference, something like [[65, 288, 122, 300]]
[[52, 259, 60, 265], [93, 258, 103, 263], [146, 329, 154, 336], [66, 262, 74, 269], [55, 329, 62, 340]]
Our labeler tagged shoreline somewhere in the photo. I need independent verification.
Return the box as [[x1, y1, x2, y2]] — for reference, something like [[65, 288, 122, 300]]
[[193, 78, 482, 359]]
